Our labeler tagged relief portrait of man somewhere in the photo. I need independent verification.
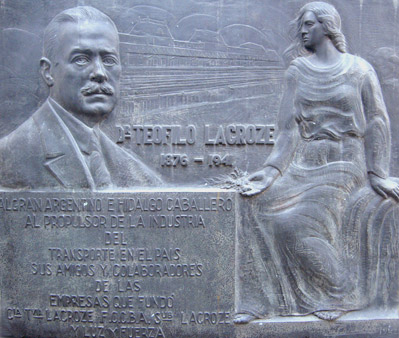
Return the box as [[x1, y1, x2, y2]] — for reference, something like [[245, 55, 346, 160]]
[[0, 6, 162, 190], [235, 1, 399, 324]]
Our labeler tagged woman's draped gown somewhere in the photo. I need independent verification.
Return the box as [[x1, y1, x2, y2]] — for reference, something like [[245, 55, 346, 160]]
[[237, 53, 399, 318]]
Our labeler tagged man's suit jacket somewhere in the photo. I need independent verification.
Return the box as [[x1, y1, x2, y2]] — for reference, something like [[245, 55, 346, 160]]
[[0, 100, 162, 189]]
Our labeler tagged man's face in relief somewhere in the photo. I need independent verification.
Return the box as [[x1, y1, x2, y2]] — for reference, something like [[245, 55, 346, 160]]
[[47, 20, 121, 123]]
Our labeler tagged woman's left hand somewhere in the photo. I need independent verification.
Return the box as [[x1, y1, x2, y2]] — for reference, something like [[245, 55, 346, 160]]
[[369, 174, 399, 201]]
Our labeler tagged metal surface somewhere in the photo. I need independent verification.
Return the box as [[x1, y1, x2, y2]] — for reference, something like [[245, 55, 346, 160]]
[[1, 1, 399, 337]]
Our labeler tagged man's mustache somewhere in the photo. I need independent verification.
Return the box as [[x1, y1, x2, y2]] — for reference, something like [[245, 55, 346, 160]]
[[81, 84, 114, 96]]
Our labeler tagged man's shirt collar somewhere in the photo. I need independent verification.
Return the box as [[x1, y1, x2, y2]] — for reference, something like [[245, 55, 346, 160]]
[[48, 98, 99, 155]]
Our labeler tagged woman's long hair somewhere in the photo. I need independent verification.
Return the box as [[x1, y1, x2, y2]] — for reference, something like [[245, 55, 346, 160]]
[[284, 2, 347, 62]]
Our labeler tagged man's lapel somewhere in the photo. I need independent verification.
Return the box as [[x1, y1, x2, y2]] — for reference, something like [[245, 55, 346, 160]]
[[35, 101, 92, 189], [99, 129, 163, 187]]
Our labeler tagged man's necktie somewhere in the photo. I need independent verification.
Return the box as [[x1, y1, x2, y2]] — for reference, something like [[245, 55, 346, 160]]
[[88, 130, 112, 189]]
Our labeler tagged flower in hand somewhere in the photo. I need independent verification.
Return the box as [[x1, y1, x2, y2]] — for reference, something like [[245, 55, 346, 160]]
[[241, 166, 281, 197]]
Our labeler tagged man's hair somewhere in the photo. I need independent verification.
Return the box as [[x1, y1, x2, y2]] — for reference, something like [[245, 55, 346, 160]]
[[284, 1, 346, 61], [43, 6, 118, 61]]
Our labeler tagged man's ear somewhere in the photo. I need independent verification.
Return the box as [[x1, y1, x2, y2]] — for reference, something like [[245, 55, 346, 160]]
[[40, 57, 54, 87]]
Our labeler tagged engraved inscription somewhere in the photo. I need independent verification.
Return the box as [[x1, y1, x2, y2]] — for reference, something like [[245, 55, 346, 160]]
[[1, 191, 235, 337], [2, 1, 399, 337]]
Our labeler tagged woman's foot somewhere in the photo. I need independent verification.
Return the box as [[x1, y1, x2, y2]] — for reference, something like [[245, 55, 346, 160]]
[[233, 313, 258, 324], [313, 310, 345, 321]]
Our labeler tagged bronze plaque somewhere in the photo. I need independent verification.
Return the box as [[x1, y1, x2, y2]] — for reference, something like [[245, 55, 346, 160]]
[[1, 1, 399, 337]]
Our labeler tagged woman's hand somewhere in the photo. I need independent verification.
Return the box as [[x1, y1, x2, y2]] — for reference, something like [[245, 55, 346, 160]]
[[369, 173, 399, 201], [241, 166, 281, 197]]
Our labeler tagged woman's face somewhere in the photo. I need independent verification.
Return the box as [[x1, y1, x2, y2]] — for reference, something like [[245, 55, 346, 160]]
[[300, 11, 326, 50]]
